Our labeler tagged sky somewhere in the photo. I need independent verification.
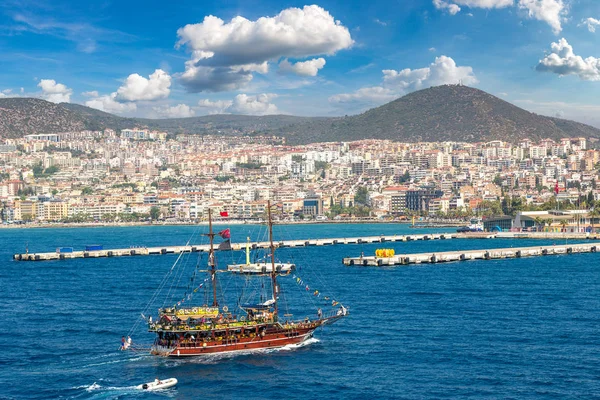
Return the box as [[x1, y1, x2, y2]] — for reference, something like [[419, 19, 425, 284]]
[[0, 0, 599, 127]]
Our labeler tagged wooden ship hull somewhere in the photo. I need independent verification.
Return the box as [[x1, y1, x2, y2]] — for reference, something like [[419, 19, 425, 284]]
[[150, 317, 343, 357]]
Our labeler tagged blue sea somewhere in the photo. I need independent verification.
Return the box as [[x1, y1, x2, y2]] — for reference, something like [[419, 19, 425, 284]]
[[1, 223, 600, 399]]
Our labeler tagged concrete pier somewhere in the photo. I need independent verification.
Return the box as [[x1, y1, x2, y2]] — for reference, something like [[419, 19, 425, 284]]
[[13, 233, 454, 262], [342, 242, 600, 267]]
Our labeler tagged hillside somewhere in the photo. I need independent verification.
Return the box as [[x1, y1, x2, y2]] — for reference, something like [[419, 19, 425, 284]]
[[279, 85, 600, 144], [61, 103, 320, 135], [0, 98, 88, 138], [1, 86, 599, 144]]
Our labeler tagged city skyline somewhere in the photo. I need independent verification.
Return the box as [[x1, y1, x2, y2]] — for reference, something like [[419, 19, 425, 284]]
[[1, 0, 599, 127]]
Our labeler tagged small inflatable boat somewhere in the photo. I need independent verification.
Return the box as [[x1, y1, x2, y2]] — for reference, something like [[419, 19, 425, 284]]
[[136, 378, 178, 390]]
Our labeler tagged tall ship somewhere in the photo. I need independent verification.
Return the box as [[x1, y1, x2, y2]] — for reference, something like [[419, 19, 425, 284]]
[[140, 202, 348, 357]]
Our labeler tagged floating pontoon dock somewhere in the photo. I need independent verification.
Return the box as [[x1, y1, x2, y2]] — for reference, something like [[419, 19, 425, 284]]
[[13, 233, 454, 262], [342, 242, 600, 266]]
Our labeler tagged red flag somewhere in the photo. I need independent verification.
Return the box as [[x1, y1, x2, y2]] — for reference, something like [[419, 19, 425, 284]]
[[554, 181, 559, 195], [218, 228, 230, 239], [220, 211, 228, 217]]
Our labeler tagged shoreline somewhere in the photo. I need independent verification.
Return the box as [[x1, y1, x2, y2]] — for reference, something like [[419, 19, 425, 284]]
[[0, 220, 465, 229]]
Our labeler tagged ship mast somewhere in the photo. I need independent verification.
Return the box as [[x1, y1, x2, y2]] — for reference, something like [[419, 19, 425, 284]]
[[208, 208, 218, 307], [267, 201, 278, 319]]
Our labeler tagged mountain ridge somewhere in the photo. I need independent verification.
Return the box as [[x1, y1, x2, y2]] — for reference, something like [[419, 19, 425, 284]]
[[1, 85, 598, 144], [279, 85, 600, 144]]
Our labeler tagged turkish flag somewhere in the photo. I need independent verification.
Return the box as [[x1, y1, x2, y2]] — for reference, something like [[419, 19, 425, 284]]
[[218, 228, 231, 239], [220, 211, 229, 217], [554, 181, 559, 195]]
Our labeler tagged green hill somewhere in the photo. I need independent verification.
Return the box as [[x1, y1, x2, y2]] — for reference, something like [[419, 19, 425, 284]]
[[279, 85, 600, 144], [1, 85, 599, 144]]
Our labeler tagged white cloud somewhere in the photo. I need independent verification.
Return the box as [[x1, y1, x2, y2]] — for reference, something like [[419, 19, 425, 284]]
[[329, 86, 397, 104], [83, 68, 170, 115], [383, 55, 478, 91], [434, 0, 511, 14], [580, 17, 600, 33], [432, 0, 565, 33], [454, 0, 512, 7], [85, 93, 137, 113], [536, 38, 600, 81], [197, 94, 279, 115], [37, 79, 72, 103], [374, 18, 388, 26], [330, 56, 477, 107], [153, 104, 195, 118], [433, 0, 461, 15], [197, 99, 234, 114], [229, 94, 278, 115], [517, 0, 566, 34], [0, 89, 14, 98], [176, 5, 353, 92], [279, 58, 326, 76], [115, 69, 171, 101], [180, 60, 253, 92], [349, 63, 375, 73]]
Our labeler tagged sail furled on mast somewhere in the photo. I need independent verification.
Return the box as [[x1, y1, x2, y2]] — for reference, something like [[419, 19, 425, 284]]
[[218, 240, 232, 251]]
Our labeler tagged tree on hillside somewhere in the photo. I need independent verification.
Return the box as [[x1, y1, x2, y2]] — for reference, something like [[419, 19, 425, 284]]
[[534, 216, 543, 231], [493, 175, 503, 186], [150, 206, 161, 221], [587, 191, 594, 206], [44, 165, 59, 175], [398, 170, 410, 183], [32, 163, 44, 177], [589, 208, 599, 233], [354, 186, 369, 206]]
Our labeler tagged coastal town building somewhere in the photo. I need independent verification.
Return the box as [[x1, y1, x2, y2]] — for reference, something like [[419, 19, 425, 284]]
[[0, 131, 599, 232]]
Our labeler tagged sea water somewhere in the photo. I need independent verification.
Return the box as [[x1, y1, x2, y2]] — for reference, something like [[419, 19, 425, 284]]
[[1, 224, 599, 399]]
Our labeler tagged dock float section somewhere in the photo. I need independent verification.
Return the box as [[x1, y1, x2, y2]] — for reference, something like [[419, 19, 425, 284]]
[[13, 233, 455, 262], [342, 242, 600, 266]]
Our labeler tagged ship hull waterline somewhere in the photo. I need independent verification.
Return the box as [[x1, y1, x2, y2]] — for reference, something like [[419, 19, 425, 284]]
[[151, 330, 316, 357], [149, 315, 345, 357]]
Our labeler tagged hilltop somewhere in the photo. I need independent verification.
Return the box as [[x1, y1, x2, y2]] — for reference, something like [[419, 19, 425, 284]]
[[1, 85, 599, 144], [279, 85, 600, 144]]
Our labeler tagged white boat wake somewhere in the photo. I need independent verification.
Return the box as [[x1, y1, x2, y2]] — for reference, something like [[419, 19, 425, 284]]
[[82, 356, 146, 368], [280, 337, 320, 351], [74, 381, 176, 398]]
